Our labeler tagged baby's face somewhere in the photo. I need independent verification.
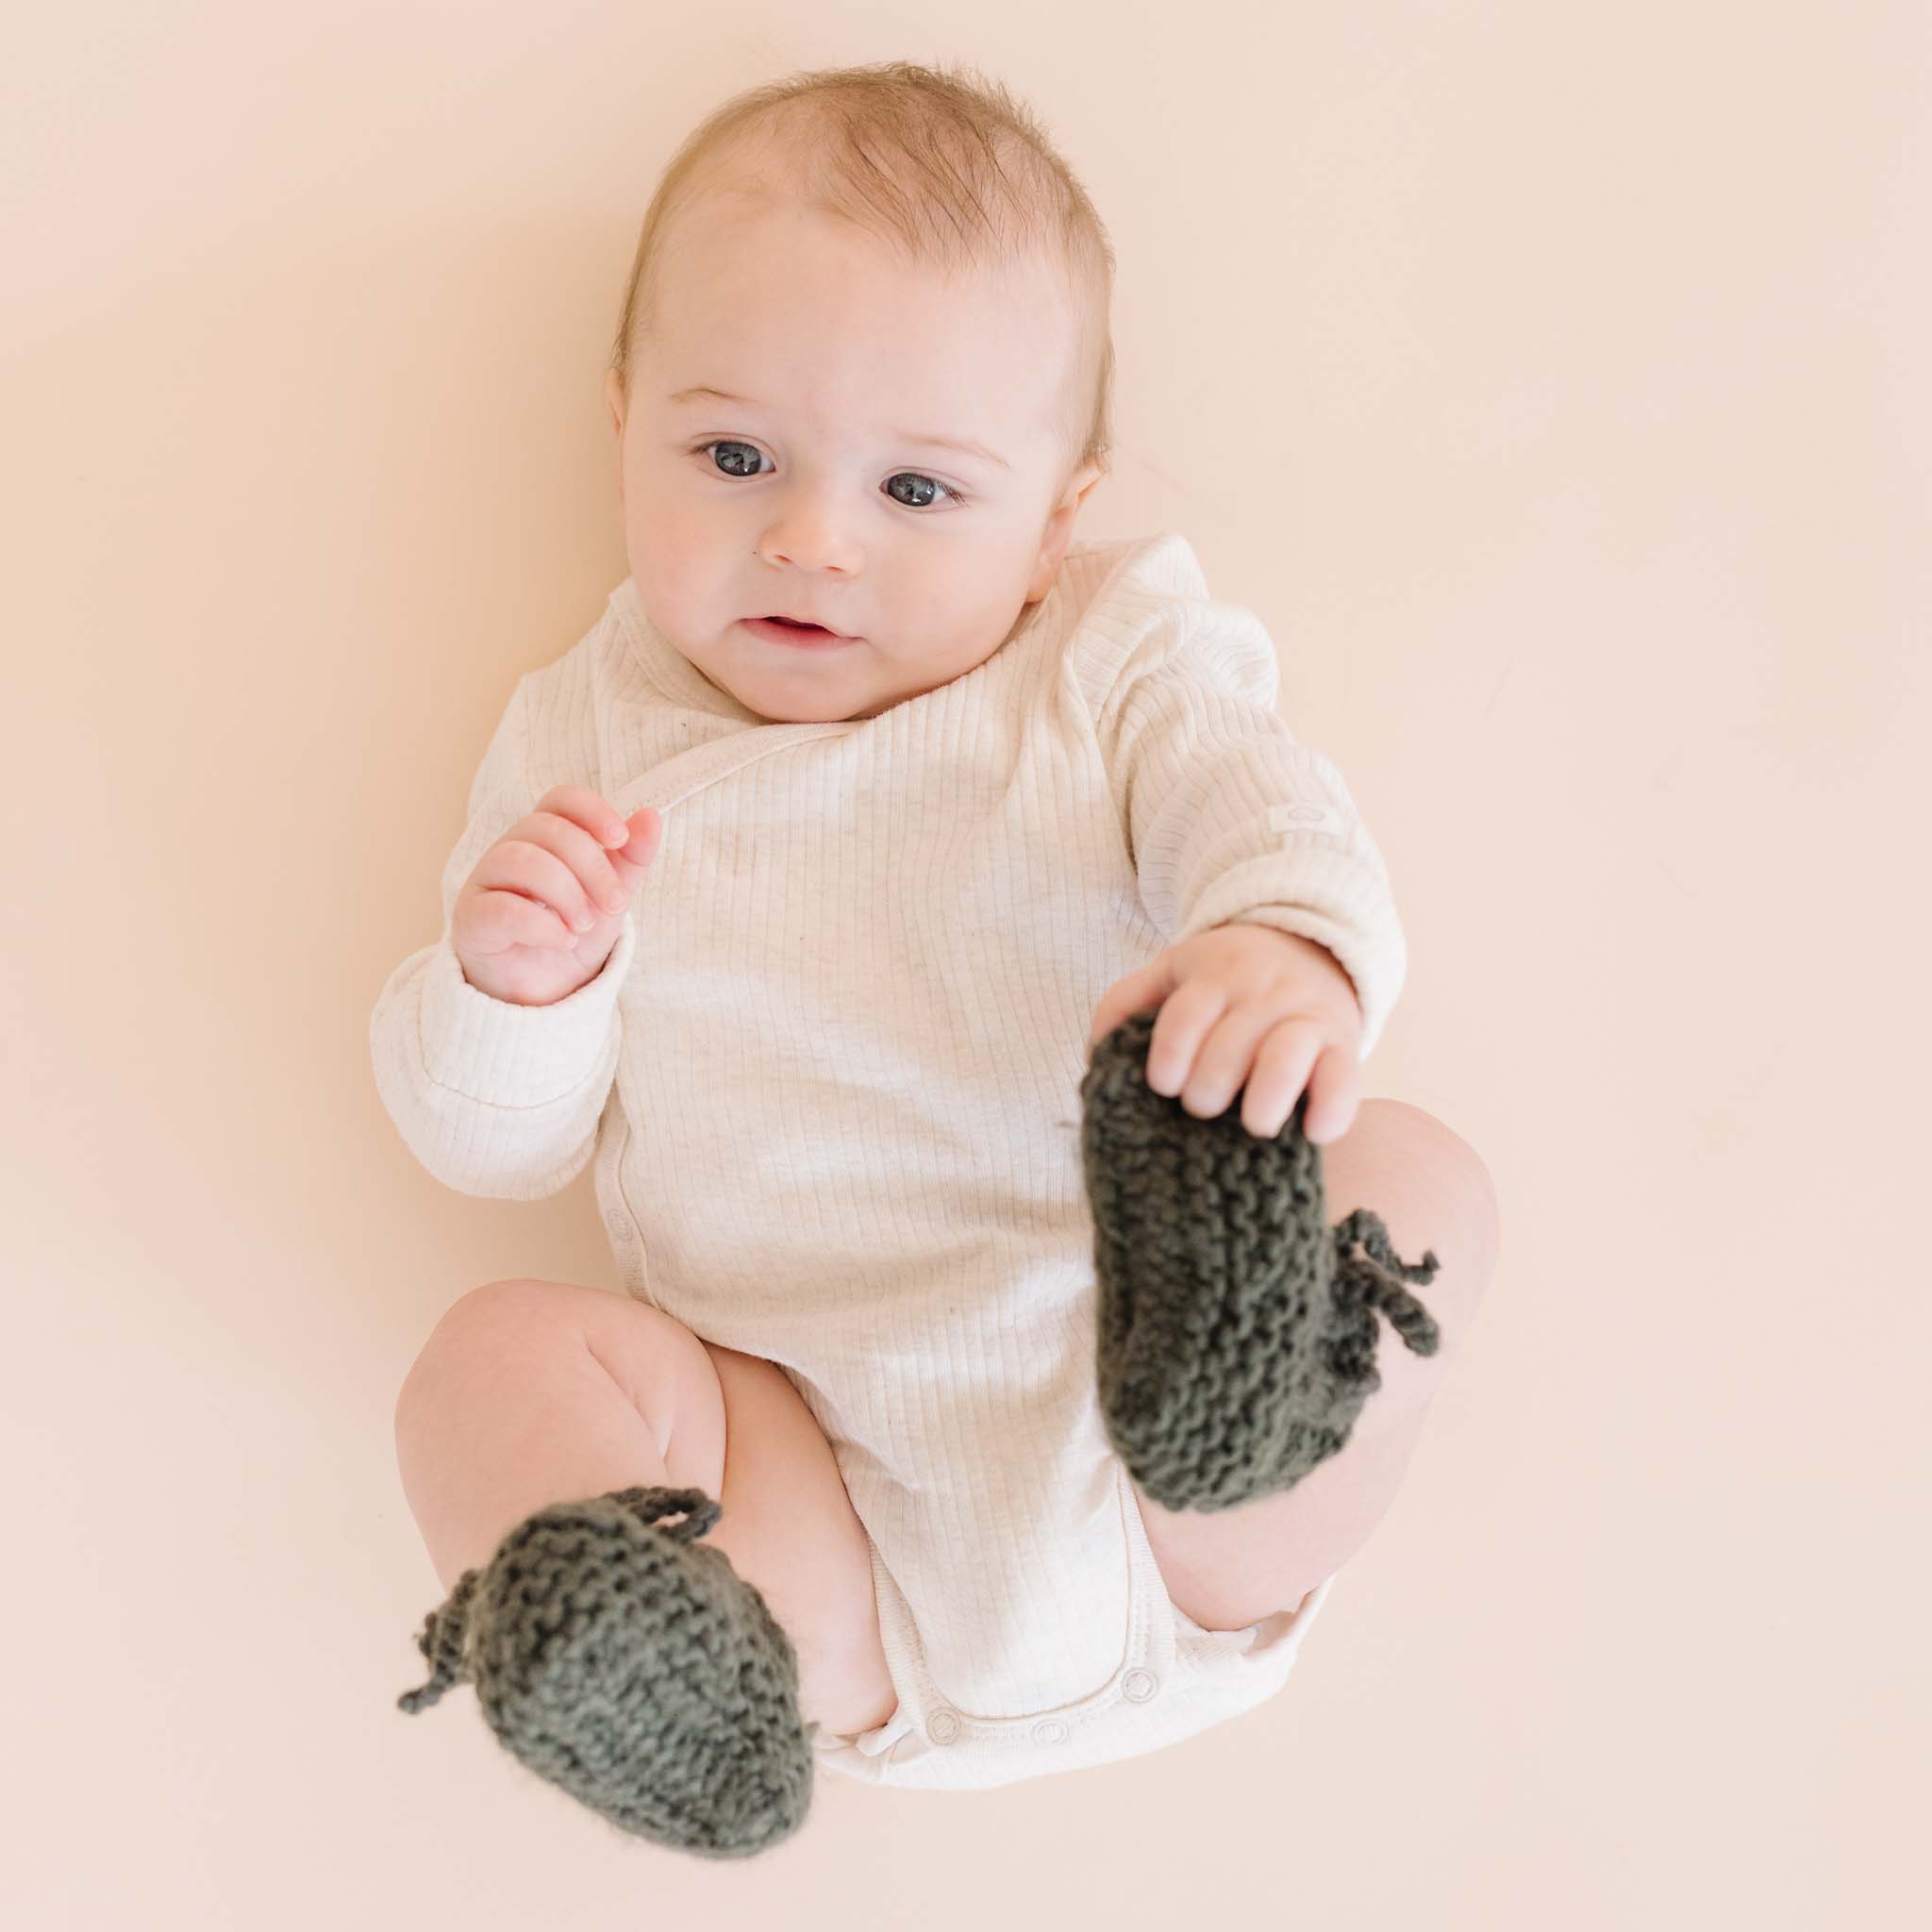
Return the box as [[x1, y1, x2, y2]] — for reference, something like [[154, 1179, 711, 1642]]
[[604, 197, 1103, 724]]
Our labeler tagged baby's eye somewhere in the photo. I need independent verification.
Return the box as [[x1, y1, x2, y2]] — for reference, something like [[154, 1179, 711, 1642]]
[[691, 440, 964, 509], [882, 470, 960, 510], [698, 438, 768, 480]]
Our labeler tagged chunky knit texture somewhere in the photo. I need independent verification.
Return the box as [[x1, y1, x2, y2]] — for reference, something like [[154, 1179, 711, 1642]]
[[396, 1486, 815, 1858], [1082, 1009, 1442, 1512]]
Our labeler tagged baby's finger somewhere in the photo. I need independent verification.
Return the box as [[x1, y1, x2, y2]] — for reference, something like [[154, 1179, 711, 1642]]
[[471, 884, 581, 953], [476, 836, 607, 934], [535, 785, 636, 852], [1302, 1046, 1362, 1144], [532, 806, 641, 914], [606, 807, 662, 876]]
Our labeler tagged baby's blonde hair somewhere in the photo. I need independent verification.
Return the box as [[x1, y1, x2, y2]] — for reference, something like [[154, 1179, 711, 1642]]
[[607, 58, 1116, 484]]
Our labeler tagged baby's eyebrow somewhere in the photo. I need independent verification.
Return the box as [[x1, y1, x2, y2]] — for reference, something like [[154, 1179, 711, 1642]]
[[666, 385, 1012, 472]]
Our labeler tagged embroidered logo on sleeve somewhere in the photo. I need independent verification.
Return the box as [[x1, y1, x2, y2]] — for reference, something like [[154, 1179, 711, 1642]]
[[1269, 800, 1344, 840]]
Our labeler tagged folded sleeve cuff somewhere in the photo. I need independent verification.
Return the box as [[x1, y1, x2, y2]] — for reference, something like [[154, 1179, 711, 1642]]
[[416, 914, 638, 1108]]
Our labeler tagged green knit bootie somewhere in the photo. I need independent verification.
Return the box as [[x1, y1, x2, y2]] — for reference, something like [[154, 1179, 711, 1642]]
[[396, 1485, 815, 1858], [1081, 1009, 1444, 1513]]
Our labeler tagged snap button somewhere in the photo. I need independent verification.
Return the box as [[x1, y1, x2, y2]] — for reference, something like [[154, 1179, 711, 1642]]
[[1031, 1718, 1069, 1746], [926, 1708, 961, 1744], [1122, 1668, 1158, 1703], [605, 1209, 633, 1241]]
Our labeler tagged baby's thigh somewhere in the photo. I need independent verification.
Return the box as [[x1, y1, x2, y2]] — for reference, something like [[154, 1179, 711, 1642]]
[[700, 1341, 896, 1740]]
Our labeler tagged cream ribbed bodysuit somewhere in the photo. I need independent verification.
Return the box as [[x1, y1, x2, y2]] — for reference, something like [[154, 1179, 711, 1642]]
[[371, 531, 1406, 1790]]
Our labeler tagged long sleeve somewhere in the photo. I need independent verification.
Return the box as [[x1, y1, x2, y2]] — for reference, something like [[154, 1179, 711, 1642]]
[[368, 672, 638, 1199], [1092, 589, 1407, 1060]]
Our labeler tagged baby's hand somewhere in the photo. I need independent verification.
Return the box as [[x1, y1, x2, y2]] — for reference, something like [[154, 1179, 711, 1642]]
[[451, 787, 661, 1006], [1088, 924, 1363, 1141]]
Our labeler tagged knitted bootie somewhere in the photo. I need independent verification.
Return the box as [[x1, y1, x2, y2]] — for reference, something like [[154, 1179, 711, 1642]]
[[1081, 1009, 1444, 1513], [396, 1485, 815, 1858]]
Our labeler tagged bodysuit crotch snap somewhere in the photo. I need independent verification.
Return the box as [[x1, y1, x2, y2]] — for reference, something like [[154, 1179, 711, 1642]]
[[849, 1463, 1179, 1763]]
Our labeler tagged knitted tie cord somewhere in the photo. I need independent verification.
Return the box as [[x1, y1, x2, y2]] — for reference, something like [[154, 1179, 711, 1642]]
[[1081, 1008, 1444, 1513], [396, 1485, 815, 1858]]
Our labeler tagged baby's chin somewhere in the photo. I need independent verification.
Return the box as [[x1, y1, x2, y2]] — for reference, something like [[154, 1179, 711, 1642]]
[[711, 637, 909, 724], [723, 660, 891, 726], [682, 624, 982, 724]]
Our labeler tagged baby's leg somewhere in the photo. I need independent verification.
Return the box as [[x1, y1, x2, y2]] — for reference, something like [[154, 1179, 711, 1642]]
[[1132, 1099, 1501, 1628], [392, 1277, 895, 1739]]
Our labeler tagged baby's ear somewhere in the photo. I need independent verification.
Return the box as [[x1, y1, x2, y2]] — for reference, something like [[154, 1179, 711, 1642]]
[[602, 372, 629, 508]]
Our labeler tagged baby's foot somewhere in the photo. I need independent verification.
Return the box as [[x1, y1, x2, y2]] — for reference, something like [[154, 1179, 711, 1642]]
[[396, 1486, 815, 1857], [1080, 1010, 1442, 1511]]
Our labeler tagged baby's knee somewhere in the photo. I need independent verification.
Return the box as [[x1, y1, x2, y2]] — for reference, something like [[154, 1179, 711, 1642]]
[[396, 1278, 575, 1407], [410, 1277, 690, 1368], [395, 1278, 717, 1452], [425, 1274, 614, 1342]]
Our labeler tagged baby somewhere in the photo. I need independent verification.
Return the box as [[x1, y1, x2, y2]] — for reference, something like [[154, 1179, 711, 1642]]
[[372, 59, 1496, 1858]]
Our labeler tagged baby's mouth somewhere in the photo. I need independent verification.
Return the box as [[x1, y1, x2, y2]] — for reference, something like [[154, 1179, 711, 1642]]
[[745, 614, 861, 645]]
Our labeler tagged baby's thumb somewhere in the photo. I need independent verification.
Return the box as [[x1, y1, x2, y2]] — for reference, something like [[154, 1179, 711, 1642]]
[[620, 806, 661, 855]]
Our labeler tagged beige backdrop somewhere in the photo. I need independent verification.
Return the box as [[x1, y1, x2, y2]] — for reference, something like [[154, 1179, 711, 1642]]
[[6, 4, 1925, 1927]]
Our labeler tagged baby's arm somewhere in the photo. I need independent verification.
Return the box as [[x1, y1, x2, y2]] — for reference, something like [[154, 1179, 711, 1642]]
[[1091, 593, 1407, 1059], [369, 675, 633, 1199]]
